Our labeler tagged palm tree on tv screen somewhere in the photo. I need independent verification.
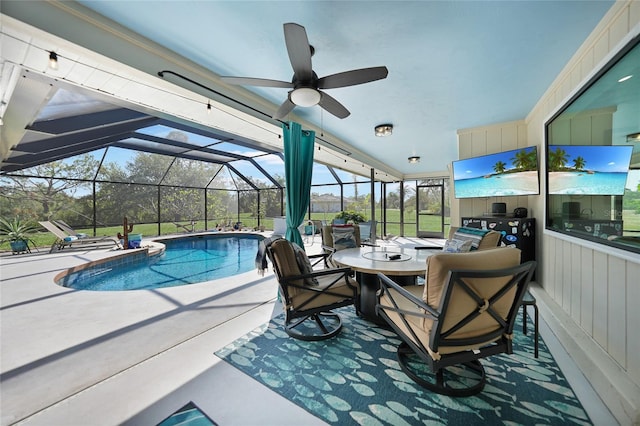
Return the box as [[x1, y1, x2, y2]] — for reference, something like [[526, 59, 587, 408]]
[[549, 147, 569, 172], [511, 149, 537, 171], [572, 156, 586, 171]]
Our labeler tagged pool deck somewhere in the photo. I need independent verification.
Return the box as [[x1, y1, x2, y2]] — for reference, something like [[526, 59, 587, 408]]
[[0, 233, 617, 425]]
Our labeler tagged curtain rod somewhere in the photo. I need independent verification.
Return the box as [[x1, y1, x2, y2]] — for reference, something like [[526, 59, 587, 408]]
[[157, 69, 288, 128]]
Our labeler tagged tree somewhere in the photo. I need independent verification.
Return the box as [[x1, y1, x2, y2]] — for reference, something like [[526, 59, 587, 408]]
[[0, 155, 98, 221], [386, 191, 400, 209]]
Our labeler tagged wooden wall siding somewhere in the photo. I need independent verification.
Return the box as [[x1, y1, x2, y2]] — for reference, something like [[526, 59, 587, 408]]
[[542, 235, 640, 377], [455, 121, 529, 220], [628, 260, 640, 385]]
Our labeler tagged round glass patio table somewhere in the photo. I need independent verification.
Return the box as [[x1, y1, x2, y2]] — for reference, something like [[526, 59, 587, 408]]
[[332, 246, 436, 323]]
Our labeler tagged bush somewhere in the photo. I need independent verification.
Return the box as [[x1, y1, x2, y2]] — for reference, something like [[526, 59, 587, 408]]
[[334, 211, 367, 224]]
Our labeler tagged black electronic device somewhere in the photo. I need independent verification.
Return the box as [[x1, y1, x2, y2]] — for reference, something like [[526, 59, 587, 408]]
[[492, 202, 507, 216], [514, 207, 528, 218]]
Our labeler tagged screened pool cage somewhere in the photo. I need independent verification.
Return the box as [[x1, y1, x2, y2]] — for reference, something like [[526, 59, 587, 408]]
[[0, 148, 450, 241], [0, 88, 450, 241]]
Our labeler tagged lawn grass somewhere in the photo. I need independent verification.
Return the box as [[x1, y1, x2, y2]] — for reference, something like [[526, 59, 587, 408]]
[[10, 210, 635, 253]]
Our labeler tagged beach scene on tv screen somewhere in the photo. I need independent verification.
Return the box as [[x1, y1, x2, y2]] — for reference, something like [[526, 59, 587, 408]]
[[548, 145, 633, 195], [453, 147, 539, 198]]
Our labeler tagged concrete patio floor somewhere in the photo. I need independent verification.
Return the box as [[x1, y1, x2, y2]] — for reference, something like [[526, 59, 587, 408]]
[[0, 235, 617, 425]]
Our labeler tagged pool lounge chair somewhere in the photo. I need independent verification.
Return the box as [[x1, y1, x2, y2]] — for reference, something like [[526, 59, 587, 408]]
[[39, 221, 121, 253], [53, 220, 89, 238]]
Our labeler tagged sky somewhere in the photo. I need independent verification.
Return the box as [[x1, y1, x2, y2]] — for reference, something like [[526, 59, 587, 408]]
[[548, 145, 634, 173]]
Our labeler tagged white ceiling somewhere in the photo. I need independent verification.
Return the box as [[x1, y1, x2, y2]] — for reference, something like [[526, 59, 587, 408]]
[[1, 0, 615, 179]]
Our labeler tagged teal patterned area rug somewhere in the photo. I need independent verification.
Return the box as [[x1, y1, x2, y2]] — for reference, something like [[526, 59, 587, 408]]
[[216, 308, 591, 425]]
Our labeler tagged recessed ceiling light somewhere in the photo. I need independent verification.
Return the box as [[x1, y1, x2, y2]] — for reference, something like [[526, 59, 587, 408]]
[[627, 132, 640, 143], [375, 124, 393, 137], [408, 156, 420, 164], [618, 75, 633, 83]]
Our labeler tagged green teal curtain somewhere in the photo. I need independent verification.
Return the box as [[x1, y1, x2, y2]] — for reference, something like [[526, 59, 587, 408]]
[[282, 121, 315, 247]]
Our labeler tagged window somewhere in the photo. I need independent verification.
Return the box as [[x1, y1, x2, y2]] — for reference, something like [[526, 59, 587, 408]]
[[545, 34, 640, 254]]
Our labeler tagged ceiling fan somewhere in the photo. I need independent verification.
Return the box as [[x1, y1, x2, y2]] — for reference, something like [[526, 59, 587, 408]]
[[220, 23, 388, 120]]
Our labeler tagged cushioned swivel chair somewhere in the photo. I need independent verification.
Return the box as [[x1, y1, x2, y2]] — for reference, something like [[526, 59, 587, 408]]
[[321, 224, 361, 268], [376, 248, 536, 396], [266, 238, 360, 341]]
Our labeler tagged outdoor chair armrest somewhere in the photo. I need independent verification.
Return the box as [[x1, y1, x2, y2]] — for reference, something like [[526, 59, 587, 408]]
[[308, 251, 329, 268], [282, 266, 353, 282]]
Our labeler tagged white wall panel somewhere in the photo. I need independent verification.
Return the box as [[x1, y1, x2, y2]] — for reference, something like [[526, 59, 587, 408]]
[[562, 240, 572, 311], [607, 256, 626, 366], [592, 249, 609, 349], [627, 260, 640, 383], [580, 246, 594, 335], [526, 0, 640, 425], [544, 234, 556, 298], [570, 243, 582, 322]]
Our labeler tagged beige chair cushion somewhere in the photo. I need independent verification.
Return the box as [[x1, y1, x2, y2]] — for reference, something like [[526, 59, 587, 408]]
[[270, 238, 357, 309], [381, 248, 522, 359], [423, 247, 521, 308], [290, 272, 358, 310], [270, 239, 304, 289]]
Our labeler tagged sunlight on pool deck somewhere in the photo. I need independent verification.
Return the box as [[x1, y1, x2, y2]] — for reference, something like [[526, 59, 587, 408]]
[[0, 233, 616, 425]]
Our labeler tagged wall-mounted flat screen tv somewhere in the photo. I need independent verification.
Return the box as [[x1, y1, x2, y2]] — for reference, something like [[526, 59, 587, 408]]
[[548, 145, 633, 195], [453, 147, 539, 198]]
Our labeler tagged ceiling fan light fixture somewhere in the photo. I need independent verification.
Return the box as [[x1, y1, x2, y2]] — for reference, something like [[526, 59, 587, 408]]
[[375, 124, 393, 137], [290, 88, 321, 107], [408, 156, 421, 164]]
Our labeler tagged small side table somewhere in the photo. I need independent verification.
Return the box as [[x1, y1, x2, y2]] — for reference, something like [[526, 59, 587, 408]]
[[521, 290, 539, 358]]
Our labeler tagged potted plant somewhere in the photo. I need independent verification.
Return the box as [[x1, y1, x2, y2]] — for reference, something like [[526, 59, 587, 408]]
[[0, 217, 39, 254], [334, 210, 367, 224]]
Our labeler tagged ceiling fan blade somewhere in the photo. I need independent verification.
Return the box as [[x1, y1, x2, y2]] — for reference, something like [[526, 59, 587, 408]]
[[220, 76, 293, 88], [317, 66, 389, 89], [283, 23, 313, 82], [318, 92, 350, 119], [273, 97, 296, 120]]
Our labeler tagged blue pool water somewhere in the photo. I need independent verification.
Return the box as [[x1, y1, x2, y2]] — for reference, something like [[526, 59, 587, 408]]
[[60, 234, 263, 291]]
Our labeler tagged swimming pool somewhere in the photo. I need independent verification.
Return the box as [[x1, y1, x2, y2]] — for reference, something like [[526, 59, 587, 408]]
[[57, 233, 263, 291]]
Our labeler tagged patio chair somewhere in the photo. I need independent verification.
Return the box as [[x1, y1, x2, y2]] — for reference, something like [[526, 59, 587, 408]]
[[321, 224, 362, 268], [298, 220, 316, 246], [39, 221, 121, 253], [173, 220, 196, 233], [358, 220, 377, 246], [266, 238, 360, 341], [376, 248, 536, 396], [53, 220, 89, 238]]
